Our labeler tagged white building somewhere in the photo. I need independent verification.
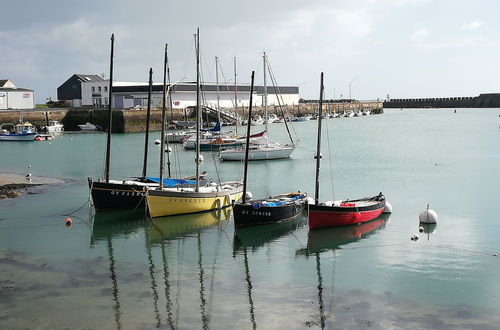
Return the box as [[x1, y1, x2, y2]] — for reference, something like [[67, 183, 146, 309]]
[[57, 74, 299, 110], [0, 80, 35, 110]]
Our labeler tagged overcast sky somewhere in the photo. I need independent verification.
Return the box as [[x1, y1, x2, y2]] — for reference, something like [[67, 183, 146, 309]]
[[2, 0, 500, 103]]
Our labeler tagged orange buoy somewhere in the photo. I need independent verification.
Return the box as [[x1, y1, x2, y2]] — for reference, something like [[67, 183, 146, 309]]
[[65, 217, 72, 227]]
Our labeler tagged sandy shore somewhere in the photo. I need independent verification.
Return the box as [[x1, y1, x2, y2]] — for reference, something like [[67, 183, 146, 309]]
[[0, 173, 64, 199]]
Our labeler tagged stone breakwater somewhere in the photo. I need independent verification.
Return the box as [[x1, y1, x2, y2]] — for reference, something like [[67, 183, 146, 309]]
[[0, 101, 383, 133]]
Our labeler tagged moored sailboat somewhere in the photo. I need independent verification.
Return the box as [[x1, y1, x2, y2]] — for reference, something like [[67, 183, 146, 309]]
[[232, 71, 307, 228], [308, 73, 386, 229], [146, 29, 243, 218]]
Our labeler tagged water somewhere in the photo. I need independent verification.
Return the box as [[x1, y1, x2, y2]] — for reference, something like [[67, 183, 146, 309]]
[[1, 108, 500, 329]]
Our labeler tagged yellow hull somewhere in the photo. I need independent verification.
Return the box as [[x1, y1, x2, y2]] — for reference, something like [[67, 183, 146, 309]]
[[147, 190, 243, 218]]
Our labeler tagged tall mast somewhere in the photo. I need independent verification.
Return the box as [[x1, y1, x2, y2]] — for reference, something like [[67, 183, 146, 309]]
[[263, 52, 268, 133], [142, 68, 153, 178], [242, 71, 255, 204], [104, 33, 114, 183], [159, 44, 168, 189], [195, 29, 201, 192], [234, 57, 238, 134], [215, 57, 221, 124], [314, 72, 324, 205], [165, 45, 173, 178]]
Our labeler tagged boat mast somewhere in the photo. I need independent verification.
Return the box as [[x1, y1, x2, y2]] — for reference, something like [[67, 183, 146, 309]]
[[159, 44, 168, 189], [234, 57, 238, 134], [165, 45, 173, 178], [142, 68, 153, 179], [242, 71, 255, 204], [104, 33, 114, 183], [314, 72, 324, 205], [195, 29, 201, 192], [215, 56, 221, 124], [263, 52, 268, 133]]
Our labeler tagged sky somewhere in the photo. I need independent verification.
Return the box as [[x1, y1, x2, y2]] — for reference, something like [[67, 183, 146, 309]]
[[2, 0, 500, 103]]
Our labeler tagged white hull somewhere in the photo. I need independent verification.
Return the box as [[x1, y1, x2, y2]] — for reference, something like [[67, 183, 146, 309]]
[[78, 123, 98, 131], [220, 145, 294, 161], [0, 133, 37, 141], [45, 125, 64, 132]]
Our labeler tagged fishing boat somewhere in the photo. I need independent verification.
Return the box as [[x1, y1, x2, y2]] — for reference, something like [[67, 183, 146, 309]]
[[146, 29, 243, 218], [308, 72, 386, 229], [78, 122, 99, 131], [219, 53, 296, 161], [42, 120, 64, 133], [0, 122, 37, 141], [232, 71, 307, 228]]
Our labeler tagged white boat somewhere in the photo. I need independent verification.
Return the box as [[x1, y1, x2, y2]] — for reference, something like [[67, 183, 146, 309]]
[[344, 110, 354, 118], [250, 115, 264, 126], [78, 122, 99, 131], [43, 120, 64, 133], [266, 113, 279, 123], [362, 109, 371, 116], [166, 130, 194, 143], [0, 122, 37, 141], [220, 143, 295, 161], [219, 53, 297, 161]]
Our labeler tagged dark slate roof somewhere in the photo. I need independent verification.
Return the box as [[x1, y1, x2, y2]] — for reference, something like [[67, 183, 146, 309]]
[[113, 82, 298, 94], [75, 74, 105, 83], [0, 80, 9, 87]]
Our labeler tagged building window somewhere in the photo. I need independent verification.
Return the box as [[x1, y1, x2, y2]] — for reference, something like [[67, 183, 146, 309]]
[[104, 97, 108, 105], [104, 86, 108, 92], [98, 86, 102, 92], [92, 87, 95, 92]]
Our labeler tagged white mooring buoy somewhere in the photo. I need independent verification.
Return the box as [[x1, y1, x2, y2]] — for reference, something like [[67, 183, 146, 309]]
[[383, 201, 392, 214], [419, 204, 438, 224], [164, 146, 172, 153], [245, 191, 253, 200], [196, 155, 204, 163], [154, 139, 161, 145]]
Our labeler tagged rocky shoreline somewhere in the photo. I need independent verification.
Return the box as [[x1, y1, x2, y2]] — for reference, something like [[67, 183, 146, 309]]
[[0, 173, 64, 199]]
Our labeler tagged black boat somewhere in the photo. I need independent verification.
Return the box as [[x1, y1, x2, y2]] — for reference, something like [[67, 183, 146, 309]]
[[232, 71, 307, 228], [89, 39, 197, 211]]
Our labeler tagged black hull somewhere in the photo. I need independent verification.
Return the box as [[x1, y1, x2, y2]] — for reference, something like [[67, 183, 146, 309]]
[[90, 180, 148, 211], [233, 202, 305, 228]]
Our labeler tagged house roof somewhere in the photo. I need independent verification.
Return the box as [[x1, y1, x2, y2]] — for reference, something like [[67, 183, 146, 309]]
[[75, 74, 105, 83]]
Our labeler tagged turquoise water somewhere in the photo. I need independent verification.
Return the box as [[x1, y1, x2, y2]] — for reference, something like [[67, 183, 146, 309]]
[[1, 108, 500, 329]]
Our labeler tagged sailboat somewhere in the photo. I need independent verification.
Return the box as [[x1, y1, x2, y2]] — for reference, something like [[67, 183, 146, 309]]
[[308, 72, 386, 229], [219, 53, 295, 161], [232, 71, 307, 228], [146, 29, 243, 218], [89, 39, 197, 211]]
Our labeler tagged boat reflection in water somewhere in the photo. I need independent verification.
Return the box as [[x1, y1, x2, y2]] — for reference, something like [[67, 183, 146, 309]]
[[148, 208, 231, 243], [296, 214, 390, 330], [232, 215, 307, 330], [90, 210, 149, 330], [233, 214, 307, 252], [303, 213, 390, 254], [90, 208, 232, 329]]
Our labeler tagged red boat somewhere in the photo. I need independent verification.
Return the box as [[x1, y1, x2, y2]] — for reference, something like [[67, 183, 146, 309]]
[[308, 193, 386, 229], [308, 73, 386, 230]]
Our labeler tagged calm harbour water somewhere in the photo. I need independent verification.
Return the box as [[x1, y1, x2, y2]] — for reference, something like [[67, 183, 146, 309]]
[[1, 108, 500, 329]]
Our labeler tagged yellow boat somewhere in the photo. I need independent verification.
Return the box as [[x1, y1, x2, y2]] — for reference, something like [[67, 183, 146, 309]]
[[146, 181, 243, 218]]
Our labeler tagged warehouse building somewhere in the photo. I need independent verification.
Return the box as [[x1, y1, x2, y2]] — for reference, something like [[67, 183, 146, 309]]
[[0, 79, 35, 110], [57, 74, 299, 109]]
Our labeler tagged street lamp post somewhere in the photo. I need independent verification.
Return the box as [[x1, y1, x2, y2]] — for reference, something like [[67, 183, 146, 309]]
[[349, 77, 358, 100]]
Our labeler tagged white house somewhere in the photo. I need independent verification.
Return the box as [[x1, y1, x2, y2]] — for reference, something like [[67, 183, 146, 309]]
[[0, 80, 35, 110]]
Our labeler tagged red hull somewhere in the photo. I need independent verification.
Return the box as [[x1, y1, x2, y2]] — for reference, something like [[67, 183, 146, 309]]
[[308, 200, 385, 229]]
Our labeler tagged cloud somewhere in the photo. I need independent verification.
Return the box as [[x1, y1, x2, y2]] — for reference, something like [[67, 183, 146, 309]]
[[461, 20, 484, 30], [410, 28, 430, 40]]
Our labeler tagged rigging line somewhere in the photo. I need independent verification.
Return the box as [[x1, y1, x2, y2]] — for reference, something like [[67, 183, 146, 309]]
[[265, 57, 296, 145], [218, 63, 236, 108], [323, 111, 336, 200]]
